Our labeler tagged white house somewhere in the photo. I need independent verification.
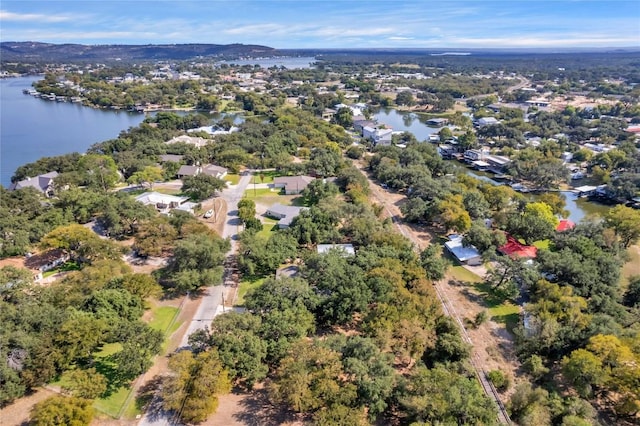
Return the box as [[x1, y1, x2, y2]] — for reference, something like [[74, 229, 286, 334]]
[[135, 191, 197, 214], [363, 126, 393, 146], [444, 235, 482, 266], [477, 117, 499, 127]]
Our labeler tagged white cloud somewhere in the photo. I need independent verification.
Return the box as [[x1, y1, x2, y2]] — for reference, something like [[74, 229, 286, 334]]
[[0, 10, 74, 23], [388, 36, 415, 41]]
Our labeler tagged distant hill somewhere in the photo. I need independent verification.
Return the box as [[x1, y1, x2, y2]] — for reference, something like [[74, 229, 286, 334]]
[[0, 42, 276, 62]]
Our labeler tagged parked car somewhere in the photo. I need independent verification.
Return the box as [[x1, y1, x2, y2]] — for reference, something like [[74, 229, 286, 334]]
[[204, 209, 214, 218]]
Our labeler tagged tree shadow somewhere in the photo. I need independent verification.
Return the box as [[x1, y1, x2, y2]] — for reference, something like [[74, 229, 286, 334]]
[[232, 385, 303, 426], [135, 375, 164, 414]]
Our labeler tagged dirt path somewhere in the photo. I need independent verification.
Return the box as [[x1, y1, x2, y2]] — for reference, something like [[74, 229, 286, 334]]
[[355, 159, 518, 420], [0, 388, 59, 426]]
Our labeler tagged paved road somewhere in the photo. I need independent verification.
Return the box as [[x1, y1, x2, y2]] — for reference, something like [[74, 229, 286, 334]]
[[138, 172, 252, 426]]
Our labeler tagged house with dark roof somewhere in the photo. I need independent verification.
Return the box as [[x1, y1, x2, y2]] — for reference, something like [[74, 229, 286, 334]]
[[201, 164, 228, 179], [273, 176, 314, 195], [9, 172, 58, 197], [176, 165, 200, 178]]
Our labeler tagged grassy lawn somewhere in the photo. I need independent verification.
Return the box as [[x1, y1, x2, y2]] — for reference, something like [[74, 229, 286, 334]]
[[251, 170, 278, 184], [148, 306, 180, 333], [257, 218, 279, 240], [94, 386, 132, 419], [450, 265, 483, 283], [473, 281, 521, 332], [43, 261, 80, 277], [532, 239, 550, 250], [244, 187, 278, 198], [225, 173, 240, 185], [236, 276, 265, 306], [153, 187, 182, 195]]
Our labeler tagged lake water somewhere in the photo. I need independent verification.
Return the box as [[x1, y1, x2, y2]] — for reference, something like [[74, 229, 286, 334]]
[[463, 169, 610, 223], [368, 107, 610, 222], [218, 56, 316, 69], [1, 76, 147, 187], [372, 108, 444, 141]]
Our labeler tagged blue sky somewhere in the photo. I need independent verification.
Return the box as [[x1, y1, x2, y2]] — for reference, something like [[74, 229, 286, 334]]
[[1, 1, 639, 49]]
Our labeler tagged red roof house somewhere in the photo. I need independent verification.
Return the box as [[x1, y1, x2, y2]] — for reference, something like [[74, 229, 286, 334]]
[[556, 219, 575, 232], [499, 235, 538, 259]]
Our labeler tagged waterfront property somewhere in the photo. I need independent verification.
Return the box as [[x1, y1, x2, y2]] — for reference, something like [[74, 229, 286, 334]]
[[498, 235, 538, 259], [8, 171, 58, 196]]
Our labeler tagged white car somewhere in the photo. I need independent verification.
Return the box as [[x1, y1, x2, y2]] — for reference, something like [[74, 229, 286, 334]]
[[203, 209, 214, 218]]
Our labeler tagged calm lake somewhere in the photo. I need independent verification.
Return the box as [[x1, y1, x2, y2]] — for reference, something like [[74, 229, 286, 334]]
[[1, 76, 146, 187], [371, 107, 610, 222]]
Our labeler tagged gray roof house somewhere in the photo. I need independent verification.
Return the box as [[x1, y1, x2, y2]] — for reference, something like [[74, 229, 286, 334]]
[[265, 203, 307, 228], [176, 165, 200, 178], [159, 154, 184, 163], [9, 171, 59, 196], [201, 164, 228, 179], [273, 176, 314, 195]]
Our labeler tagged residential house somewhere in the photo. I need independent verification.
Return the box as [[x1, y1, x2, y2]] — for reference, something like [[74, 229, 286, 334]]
[[353, 119, 377, 133], [176, 164, 228, 179], [165, 134, 210, 148], [444, 235, 482, 266], [363, 126, 393, 146], [317, 244, 355, 257], [135, 191, 197, 214], [24, 249, 71, 280], [9, 171, 58, 197], [176, 165, 200, 178], [556, 219, 575, 232], [201, 164, 228, 179], [498, 235, 537, 259], [483, 154, 511, 173], [265, 203, 307, 228], [477, 117, 499, 127], [273, 176, 314, 195], [158, 154, 184, 163], [426, 118, 448, 126], [463, 149, 486, 162], [322, 108, 336, 121]]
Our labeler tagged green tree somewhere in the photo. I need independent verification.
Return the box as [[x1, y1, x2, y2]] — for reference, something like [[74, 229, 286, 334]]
[[165, 233, 230, 293], [162, 349, 232, 424], [395, 91, 415, 107], [30, 396, 94, 426], [397, 365, 497, 425], [605, 205, 640, 248], [562, 349, 604, 397], [190, 312, 268, 388], [78, 154, 120, 192], [237, 198, 257, 224], [127, 165, 163, 189], [133, 216, 178, 257], [270, 340, 357, 413], [61, 368, 107, 399], [419, 244, 449, 281], [181, 174, 227, 201], [333, 107, 354, 128]]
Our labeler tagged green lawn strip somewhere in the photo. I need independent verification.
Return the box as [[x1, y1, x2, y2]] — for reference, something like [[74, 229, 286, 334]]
[[42, 261, 80, 277], [236, 276, 265, 306], [532, 239, 550, 250], [153, 187, 182, 195], [250, 170, 278, 184], [450, 265, 483, 283], [257, 218, 279, 240], [148, 306, 180, 333], [225, 173, 240, 185], [472, 281, 521, 333], [244, 187, 278, 198], [94, 386, 131, 419]]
